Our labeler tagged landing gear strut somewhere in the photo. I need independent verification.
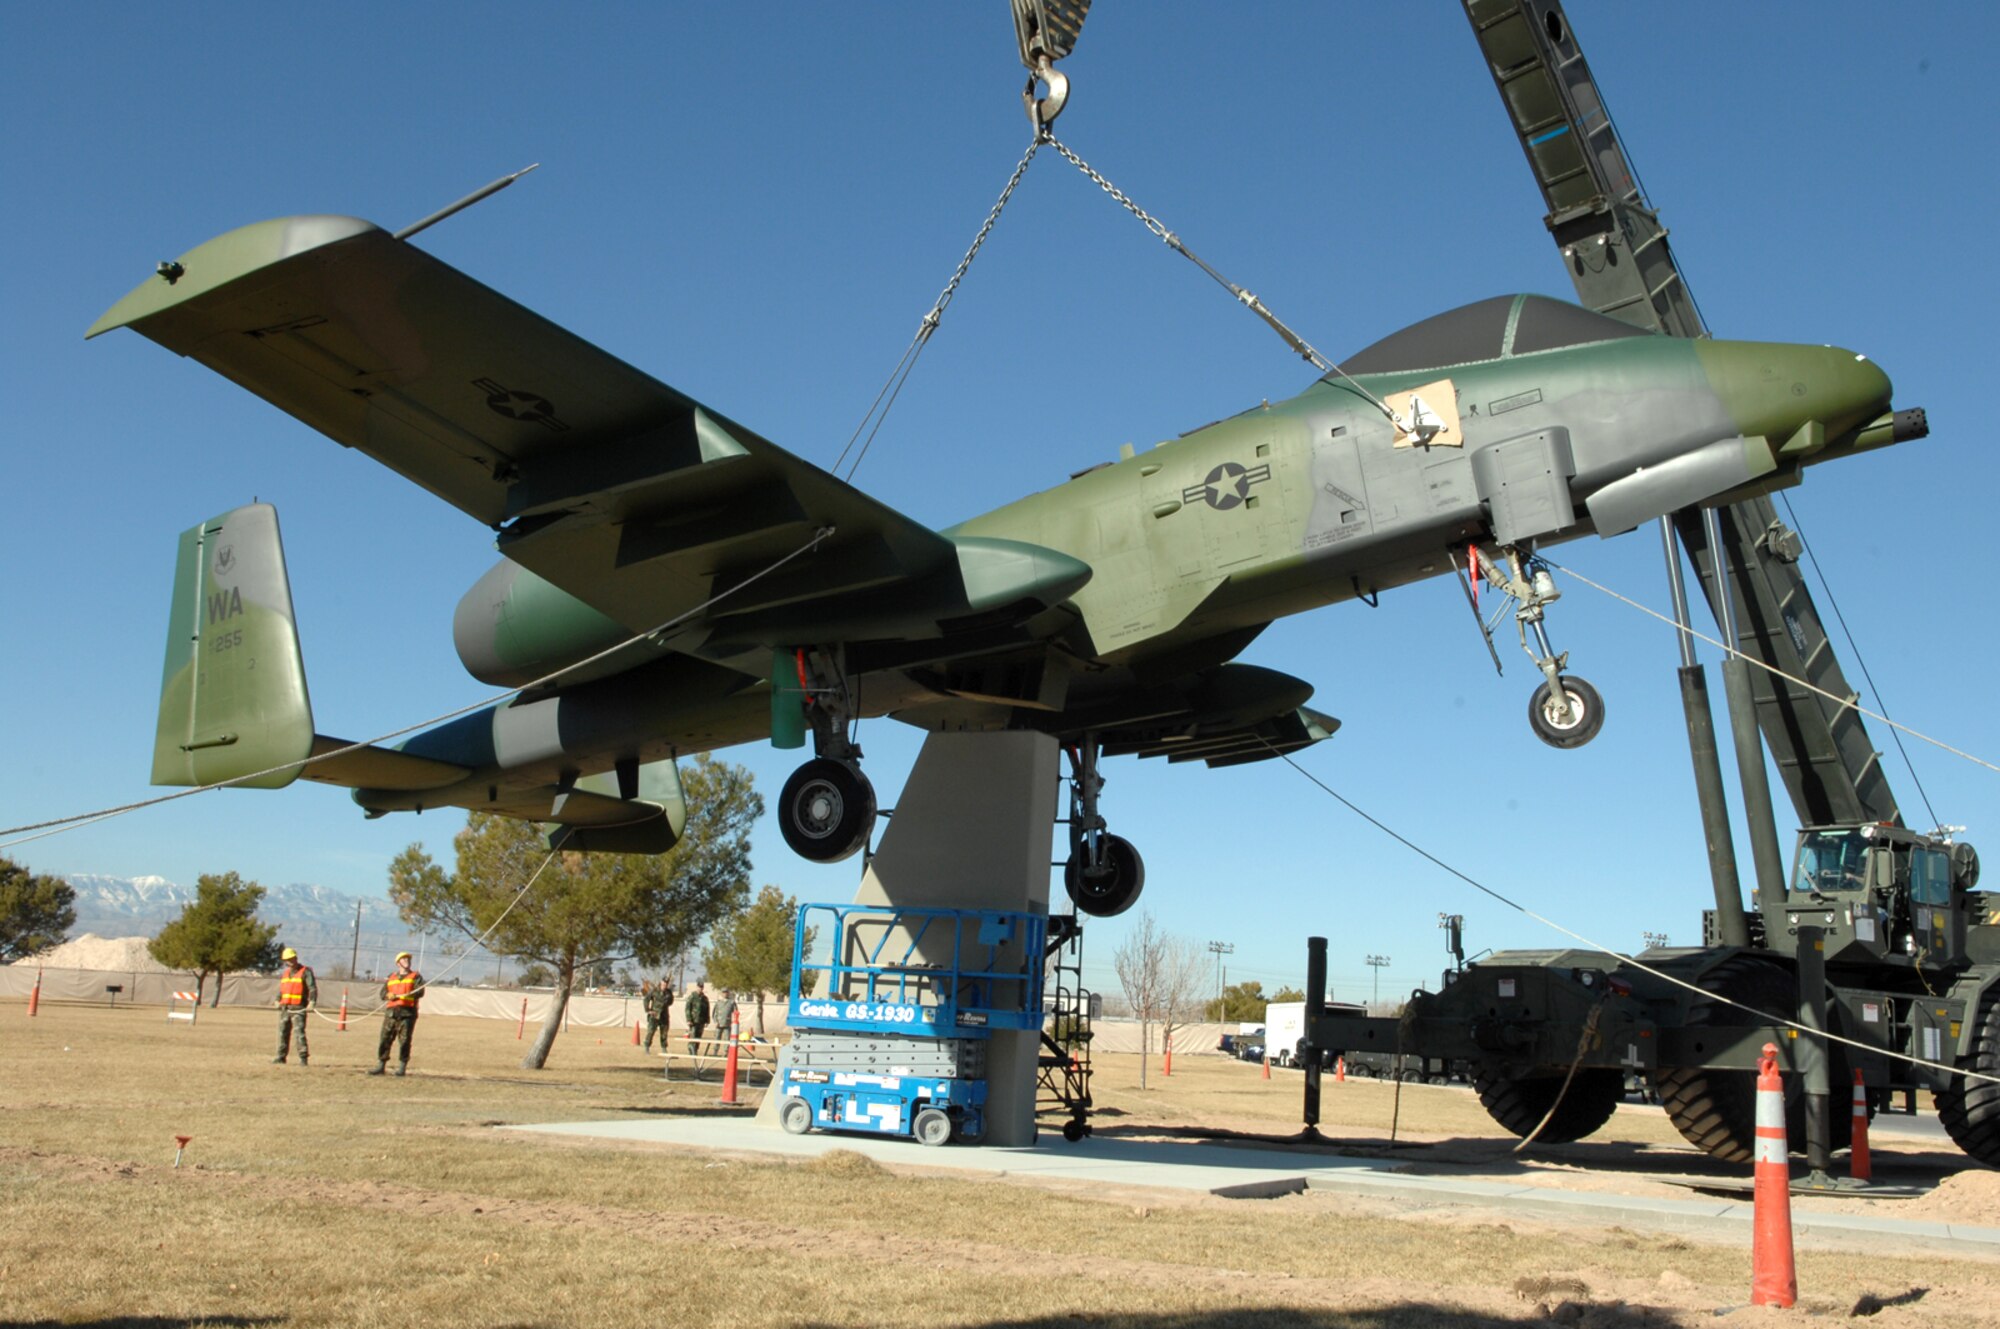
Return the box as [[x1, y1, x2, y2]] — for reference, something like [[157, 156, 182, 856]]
[[777, 649, 877, 863], [1063, 737, 1144, 917], [1483, 546, 1604, 749]]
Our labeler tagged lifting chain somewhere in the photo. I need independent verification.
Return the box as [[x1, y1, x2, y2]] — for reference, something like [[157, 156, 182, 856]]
[[1039, 131, 1415, 436], [832, 135, 1042, 481]]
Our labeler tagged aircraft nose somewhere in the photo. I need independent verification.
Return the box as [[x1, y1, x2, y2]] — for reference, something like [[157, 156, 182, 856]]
[[1697, 340, 1893, 448]]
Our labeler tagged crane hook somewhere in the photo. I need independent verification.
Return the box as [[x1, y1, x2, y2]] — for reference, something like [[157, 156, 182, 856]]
[[1024, 52, 1069, 130], [1013, 0, 1088, 130]]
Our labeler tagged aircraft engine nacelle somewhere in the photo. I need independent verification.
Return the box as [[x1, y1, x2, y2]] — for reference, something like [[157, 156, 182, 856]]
[[454, 559, 669, 689]]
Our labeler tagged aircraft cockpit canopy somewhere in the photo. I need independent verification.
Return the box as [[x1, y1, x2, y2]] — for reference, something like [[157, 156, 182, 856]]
[[1337, 294, 1657, 377]]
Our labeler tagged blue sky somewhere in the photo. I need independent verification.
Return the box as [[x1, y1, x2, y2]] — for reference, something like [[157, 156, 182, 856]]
[[5, 3, 1996, 1007]]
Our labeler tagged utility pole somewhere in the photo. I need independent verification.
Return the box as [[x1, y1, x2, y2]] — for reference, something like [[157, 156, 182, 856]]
[[1206, 940, 1234, 1020], [1366, 954, 1391, 1008], [349, 899, 362, 981]]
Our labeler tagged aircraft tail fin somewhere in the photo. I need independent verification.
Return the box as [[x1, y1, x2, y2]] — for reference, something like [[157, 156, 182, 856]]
[[153, 503, 315, 788]]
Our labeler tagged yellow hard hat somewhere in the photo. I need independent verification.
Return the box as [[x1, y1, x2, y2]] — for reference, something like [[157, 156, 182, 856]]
[[396, 951, 413, 962], [281, 947, 297, 960]]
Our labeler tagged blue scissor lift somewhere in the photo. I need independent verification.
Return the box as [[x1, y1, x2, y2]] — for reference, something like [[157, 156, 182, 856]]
[[778, 903, 1046, 1146]]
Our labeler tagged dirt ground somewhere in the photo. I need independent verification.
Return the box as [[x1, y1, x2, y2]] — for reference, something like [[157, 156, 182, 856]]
[[5, 999, 1997, 1327]]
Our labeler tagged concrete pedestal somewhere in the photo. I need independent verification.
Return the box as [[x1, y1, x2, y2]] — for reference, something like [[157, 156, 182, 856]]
[[757, 731, 1058, 1145]]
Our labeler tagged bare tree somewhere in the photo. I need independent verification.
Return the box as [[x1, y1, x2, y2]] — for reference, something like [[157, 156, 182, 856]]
[[1111, 912, 1209, 1089], [1156, 933, 1210, 1069]]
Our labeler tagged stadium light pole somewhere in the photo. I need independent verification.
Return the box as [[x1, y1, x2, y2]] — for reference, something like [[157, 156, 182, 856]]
[[1366, 954, 1391, 1008]]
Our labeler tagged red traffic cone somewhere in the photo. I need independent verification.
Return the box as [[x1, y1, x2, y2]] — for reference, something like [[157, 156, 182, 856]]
[[1336, 1055, 1346, 1083], [1850, 1068, 1872, 1182], [1750, 1042, 1797, 1308]]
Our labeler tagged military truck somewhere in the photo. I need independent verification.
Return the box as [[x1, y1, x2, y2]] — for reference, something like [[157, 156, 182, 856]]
[[1310, 823, 2000, 1166]]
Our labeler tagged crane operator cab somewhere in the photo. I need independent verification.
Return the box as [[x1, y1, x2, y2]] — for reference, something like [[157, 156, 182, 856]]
[[1781, 823, 1979, 972]]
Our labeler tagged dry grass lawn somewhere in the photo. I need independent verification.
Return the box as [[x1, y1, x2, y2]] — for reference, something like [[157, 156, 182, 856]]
[[4, 999, 1995, 1327]]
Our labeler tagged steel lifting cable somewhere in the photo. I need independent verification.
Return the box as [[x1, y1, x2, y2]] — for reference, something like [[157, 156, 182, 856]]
[[307, 844, 561, 1025], [1543, 555, 2000, 779], [1037, 131, 1414, 435], [831, 135, 1044, 483], [1263, 742, 2000, 1093], [1778, 491, 1942, 831], [0, 527, 837, 851]]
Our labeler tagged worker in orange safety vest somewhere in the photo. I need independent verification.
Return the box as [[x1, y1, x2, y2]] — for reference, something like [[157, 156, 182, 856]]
[[369, 951, 425, 1077], [272, 947, 317, 1066]]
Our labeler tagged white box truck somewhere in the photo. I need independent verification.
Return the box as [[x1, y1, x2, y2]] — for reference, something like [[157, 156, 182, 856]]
[[1264, 1000, 1306, 1068]]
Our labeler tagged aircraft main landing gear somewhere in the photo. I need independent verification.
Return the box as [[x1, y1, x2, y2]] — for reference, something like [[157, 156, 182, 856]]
[[1063, 737, 1144, 917], [777, 649, 877, 863]]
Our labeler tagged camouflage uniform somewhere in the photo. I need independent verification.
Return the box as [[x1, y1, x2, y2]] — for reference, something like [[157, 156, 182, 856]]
[[372, 963, 424, 1075], [643, 980, 673, 1053], [683, 984, 709, 1053], [273, 960, 318, 1064]]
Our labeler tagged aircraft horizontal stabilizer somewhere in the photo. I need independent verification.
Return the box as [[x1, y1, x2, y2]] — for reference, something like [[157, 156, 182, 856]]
[[299, 736, 468, 792]]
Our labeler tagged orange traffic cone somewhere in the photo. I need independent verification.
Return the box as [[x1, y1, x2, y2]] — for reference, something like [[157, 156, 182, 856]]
[[632, 1017, 642, 1046], [1850, 1068, 1872, 1182], [720, 1010, 740, 1104], [1750, 1042, 1797, 1308], [1164, 1034, 1173, 1078], [1335, 1055, 1346, 1083], [337, 988, 349, 1032], [27, 968, 41, 1017], [1261, 1053, 1271, 1080]]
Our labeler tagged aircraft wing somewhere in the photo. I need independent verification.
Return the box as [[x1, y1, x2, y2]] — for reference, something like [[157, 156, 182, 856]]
[[89, 215, 959, 642], [1103, 704, 1339, 768]]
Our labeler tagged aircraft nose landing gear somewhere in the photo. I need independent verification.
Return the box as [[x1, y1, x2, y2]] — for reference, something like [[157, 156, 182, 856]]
[[1483, 547, 1605, 749], [1063, 737, 1145, 917]]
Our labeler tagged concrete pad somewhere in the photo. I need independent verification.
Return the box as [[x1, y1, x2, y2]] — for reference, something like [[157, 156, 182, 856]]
[[505, 1115, 2000, 1255], [508, 1116, 1377, 1199]]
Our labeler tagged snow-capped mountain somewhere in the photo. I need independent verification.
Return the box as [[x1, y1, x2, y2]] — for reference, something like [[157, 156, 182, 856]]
[[61, 874, 510, 981]]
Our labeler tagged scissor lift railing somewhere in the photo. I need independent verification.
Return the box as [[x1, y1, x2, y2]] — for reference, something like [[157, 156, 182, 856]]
[[790, 903, 1047, 1037]]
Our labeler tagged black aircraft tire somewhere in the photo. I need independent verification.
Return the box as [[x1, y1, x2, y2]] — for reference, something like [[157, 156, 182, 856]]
[[1651, 954, 1850, 1164], [778, 758, 876, 863], [1472, 1065, 1623, 1143], [1935, 988, 2000, 1169], [1528, 676, 1605, 749], [1064, 834, 1144, 918]]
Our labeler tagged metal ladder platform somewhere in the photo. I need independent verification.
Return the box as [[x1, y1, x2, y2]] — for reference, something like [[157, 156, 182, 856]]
[[1036, 913, 1094, 1140]]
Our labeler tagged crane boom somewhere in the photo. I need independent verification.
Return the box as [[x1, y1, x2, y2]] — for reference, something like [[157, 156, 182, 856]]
[[1462, 0, 1901, 828]]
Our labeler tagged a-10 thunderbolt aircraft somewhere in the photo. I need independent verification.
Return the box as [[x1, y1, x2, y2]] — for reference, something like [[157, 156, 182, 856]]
[[88, 210, 1921, 919]]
